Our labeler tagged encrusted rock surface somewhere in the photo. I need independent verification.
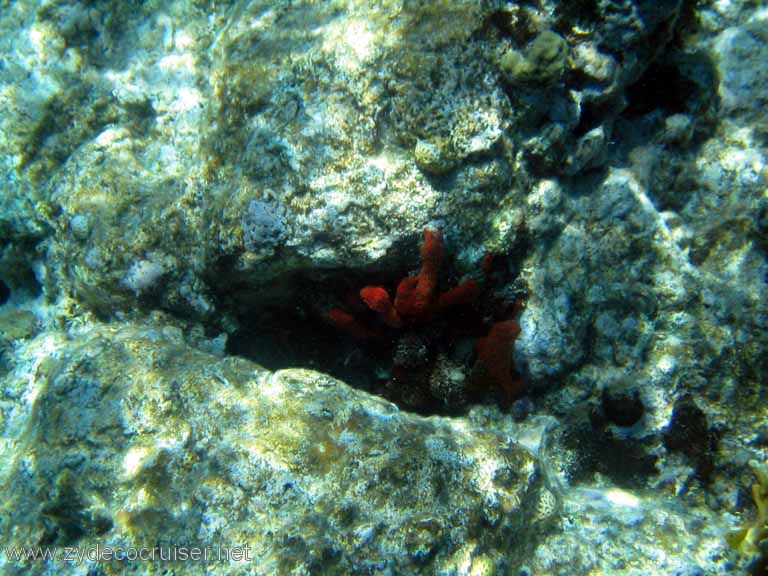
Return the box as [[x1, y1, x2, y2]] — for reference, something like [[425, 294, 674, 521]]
[[0, 0, 700, 321], [0, 319, 554, 575], [0, 0, 766, 574]]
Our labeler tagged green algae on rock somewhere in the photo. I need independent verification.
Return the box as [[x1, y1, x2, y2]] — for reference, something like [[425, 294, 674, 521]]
[[500, 31, 569, 86]]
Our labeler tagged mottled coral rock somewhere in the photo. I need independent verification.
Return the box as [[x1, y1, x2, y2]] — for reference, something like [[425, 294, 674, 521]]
[[0, 320, 556, 575], [500, 30, 569, 85]]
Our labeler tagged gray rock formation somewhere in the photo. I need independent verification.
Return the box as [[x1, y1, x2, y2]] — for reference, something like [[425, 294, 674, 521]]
[[0, 0, 766, 574]]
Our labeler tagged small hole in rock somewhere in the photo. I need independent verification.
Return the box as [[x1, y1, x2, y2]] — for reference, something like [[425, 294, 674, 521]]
[[623, 62, 694, 118], [622, 52, 717, 121]]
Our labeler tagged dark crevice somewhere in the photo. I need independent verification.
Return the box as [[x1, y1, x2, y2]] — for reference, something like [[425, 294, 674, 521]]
[[621, 49, 718, 120], [479, 9, 517, 40], [603, 49, 718, 167], [622, 62, 696, 118], [553, 0, 599, 35], [478, 7, 538, 45], [561, 404, 659, 488], [0, 241, 43, 300], [674, 0, 708, 48], [664, 394, 720, 483], [215, 236, 530, 416], [0, 279, 9, 306], [574, 99, 618, 137]]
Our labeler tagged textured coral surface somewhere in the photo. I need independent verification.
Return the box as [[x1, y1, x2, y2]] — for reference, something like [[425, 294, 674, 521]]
[[0, 0, 765, 574]]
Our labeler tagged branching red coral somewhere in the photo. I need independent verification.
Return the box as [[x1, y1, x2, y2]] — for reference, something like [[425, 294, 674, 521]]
[[393, 275, 421, 319], [329, 229, 474, 332], [437, 279, 480, 311], [328, 307, 375, 339], [481, 253, 495, 275]]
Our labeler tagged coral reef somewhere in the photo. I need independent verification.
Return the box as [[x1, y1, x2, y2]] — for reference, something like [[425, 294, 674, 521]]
[[0, 0, 765, 573], [500, 30, 569, 85]]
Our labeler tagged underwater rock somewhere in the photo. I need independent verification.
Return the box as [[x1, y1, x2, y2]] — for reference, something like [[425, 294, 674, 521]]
[[500, 30, 569, 86], [0, 320, 556, 575], [413, 139, 457, 176], [593, 0, 684, 81], [715, 20, 768, 118], [0, 1, 766, 574], [516, 286, 585, 389], [241, 198, 289, 255], [0, 0, 705, 323]]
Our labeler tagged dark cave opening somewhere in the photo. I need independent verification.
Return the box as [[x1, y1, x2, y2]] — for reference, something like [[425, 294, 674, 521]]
[[224, 298, 391, 393], [0, 239, 43, 303], [574, 98, 619, 137], [217, 235, 529, 417], [606, 50, 718, 167], [479, 6, 538, 46], [623, 62, 696, 118], [621, 50, 718, 121], [224, 296, 491, 417], [553, 0, 599, 35]]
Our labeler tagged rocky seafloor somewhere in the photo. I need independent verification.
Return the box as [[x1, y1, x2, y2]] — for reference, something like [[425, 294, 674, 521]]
[[0, 0, 766, 574]]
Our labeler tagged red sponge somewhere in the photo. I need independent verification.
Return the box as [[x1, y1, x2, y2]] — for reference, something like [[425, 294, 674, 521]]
[[475, 319, 523, 402], [394, 229, 444, 320], [328, 308, 373, 339], [360, 286, 402, 328]]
